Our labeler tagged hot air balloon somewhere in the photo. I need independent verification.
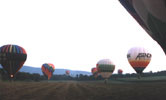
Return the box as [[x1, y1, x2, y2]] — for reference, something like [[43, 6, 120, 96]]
[[97, 59, 115, 84], [41, 63, 55, 80], [118, 69, 123, 75], [119, 0, 166, 54], [127, 47, 152, 75], [66, 70, 70, 75], [91, 67, 98, 78], [0, 44, 27, 78]]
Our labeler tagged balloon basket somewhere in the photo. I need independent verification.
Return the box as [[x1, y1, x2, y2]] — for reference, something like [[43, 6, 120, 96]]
[[104, 79, 108, 84], [137, 74, 141, 79]]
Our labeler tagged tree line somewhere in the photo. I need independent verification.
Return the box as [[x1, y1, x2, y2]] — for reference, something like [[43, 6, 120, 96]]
[[1, 68, 166, 82]]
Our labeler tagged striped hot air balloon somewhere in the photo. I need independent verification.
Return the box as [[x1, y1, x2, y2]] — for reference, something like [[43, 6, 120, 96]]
[[96, 59, 115, 79], [0, 44, 27, 78], [127, 47, 152, 74], [41, 63, 55, 80], [91, 67, 98, 78]]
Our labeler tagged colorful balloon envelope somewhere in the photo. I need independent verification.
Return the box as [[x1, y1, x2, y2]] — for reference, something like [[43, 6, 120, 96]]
[[119, 0, 166, 54], [41, 63, 55, 80], [127, 47, 152, 74], [96, 59, 115, 79], [118, 69, 123, 74], [66, 70, 70, 75], [0, 44, 27, 78], [91, 67, 98, 78]]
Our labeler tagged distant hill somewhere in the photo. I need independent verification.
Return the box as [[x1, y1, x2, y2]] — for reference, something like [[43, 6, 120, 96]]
[[0, 65, 91, 76]]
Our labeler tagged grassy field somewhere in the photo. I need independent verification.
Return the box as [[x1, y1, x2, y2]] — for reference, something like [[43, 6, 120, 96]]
[[114, 76, 166, 82], [0, 80, 166, 100]]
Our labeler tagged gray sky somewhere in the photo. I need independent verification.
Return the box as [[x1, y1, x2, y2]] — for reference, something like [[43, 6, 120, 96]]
[[0, 0, 166, 73]]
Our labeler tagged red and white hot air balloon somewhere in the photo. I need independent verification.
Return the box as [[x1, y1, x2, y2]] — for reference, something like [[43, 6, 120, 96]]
[[91, 67, 98, 78], [66, 70, 70, 75], [127, 47, 152, 74]]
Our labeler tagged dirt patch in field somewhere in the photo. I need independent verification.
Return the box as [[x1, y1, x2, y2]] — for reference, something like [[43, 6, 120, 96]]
[[0, 81, 166, 100]]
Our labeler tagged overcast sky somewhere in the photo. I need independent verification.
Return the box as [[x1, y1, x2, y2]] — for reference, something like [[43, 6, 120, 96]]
[[0, 0, 166, 73]]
